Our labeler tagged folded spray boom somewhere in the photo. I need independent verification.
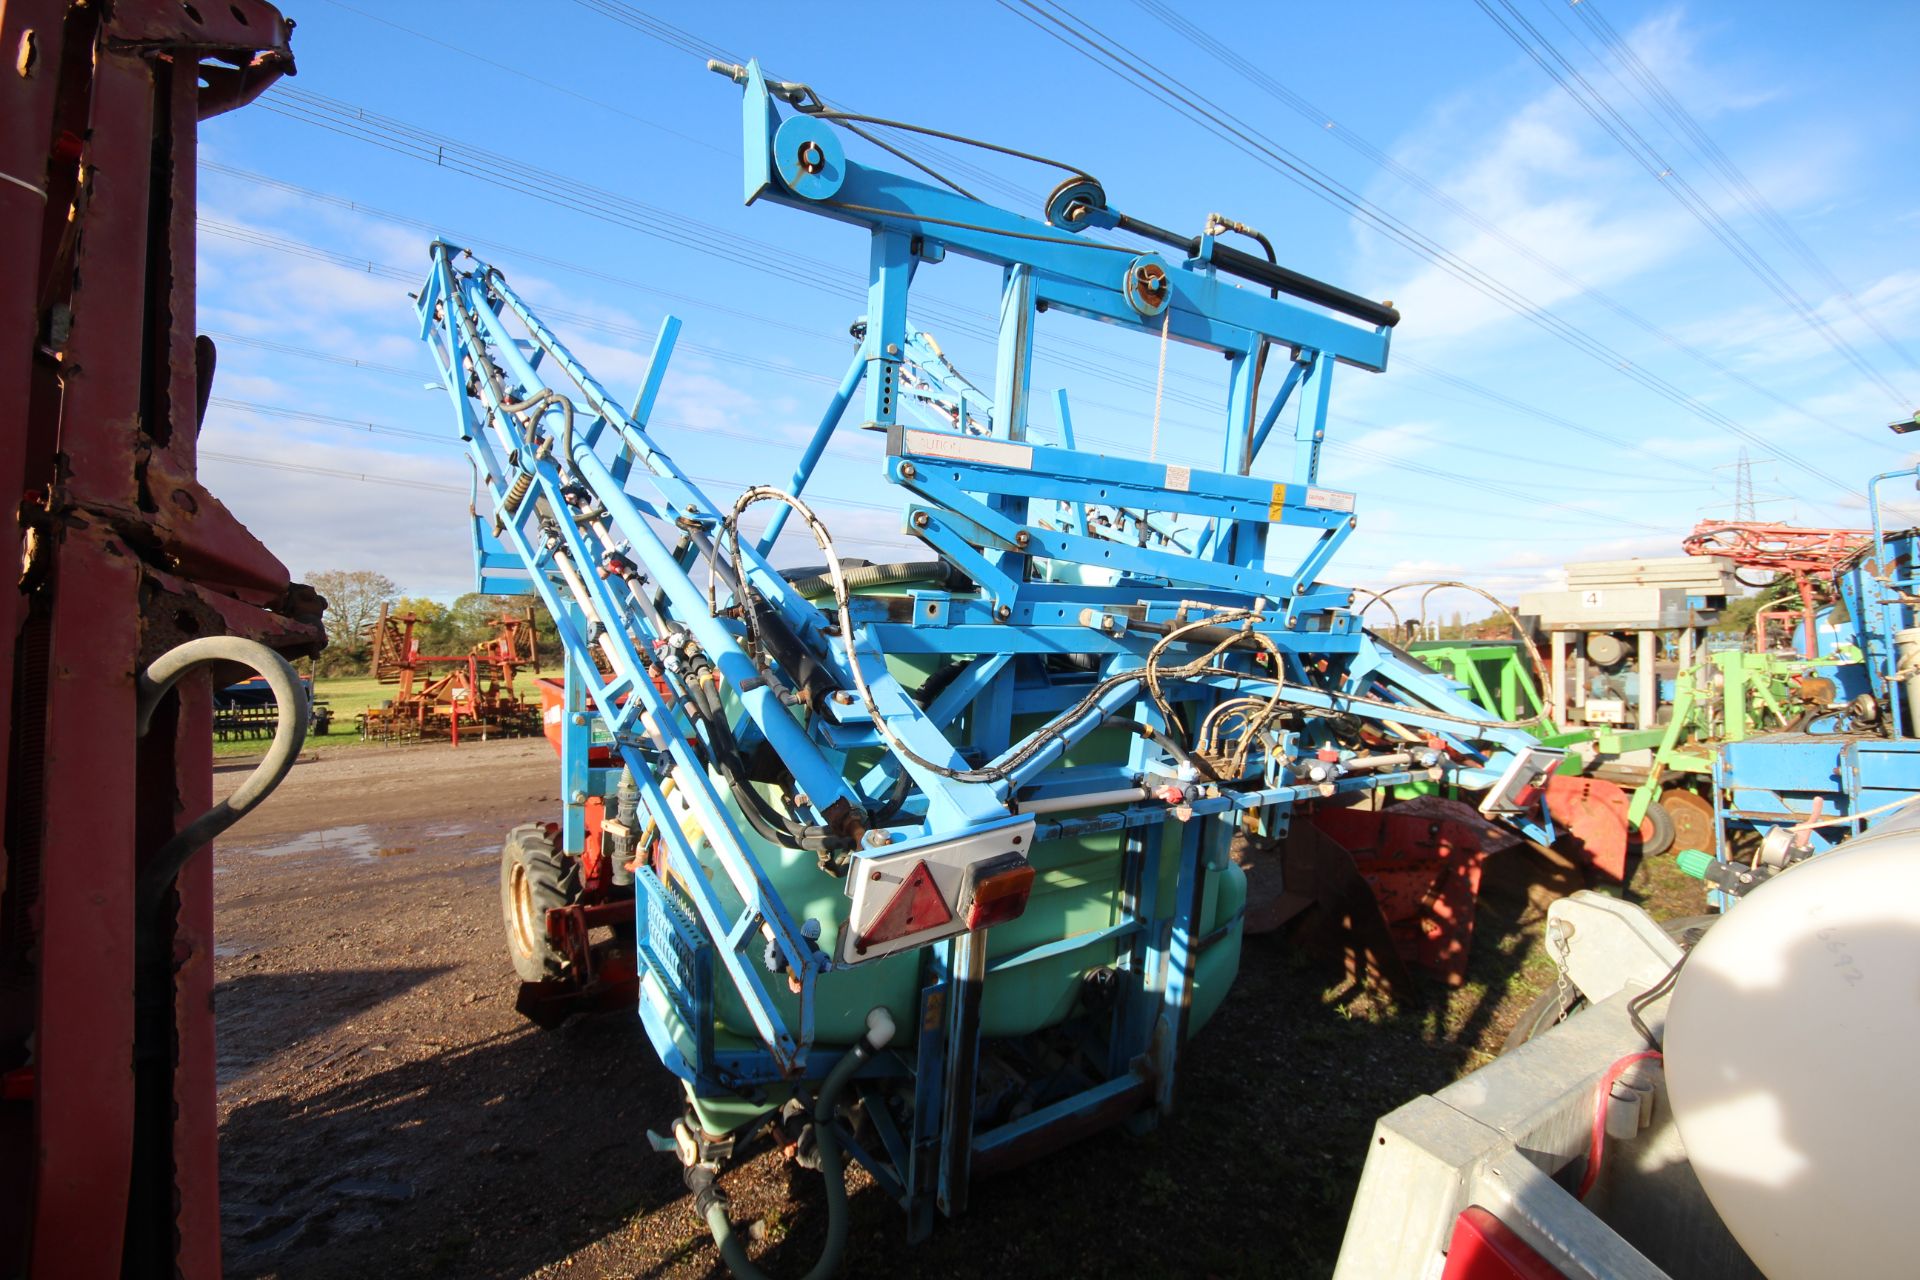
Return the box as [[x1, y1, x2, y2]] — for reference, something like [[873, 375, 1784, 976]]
[[414, 57, 1559, 1256]]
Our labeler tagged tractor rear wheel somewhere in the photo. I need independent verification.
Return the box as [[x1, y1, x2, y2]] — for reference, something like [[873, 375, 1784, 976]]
[[500, 823, 573, 981], [1629, 799, 1676, 859]]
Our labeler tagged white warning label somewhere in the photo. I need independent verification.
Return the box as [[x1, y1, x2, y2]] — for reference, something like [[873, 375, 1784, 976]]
[[1305, 486, 1355, 513], [902, 429, 1033, 470]]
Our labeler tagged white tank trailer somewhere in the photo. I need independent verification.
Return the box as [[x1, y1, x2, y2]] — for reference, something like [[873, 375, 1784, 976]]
[[1334, 804, 1920, 1279]]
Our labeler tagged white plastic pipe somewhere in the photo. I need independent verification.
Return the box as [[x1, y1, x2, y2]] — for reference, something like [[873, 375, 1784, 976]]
[[1017, 785, 1152, 816], [1894, 626, 1920, 733]]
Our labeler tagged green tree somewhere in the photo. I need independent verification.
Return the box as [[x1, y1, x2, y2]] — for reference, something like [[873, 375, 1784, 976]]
[[1713, 594, 1762, 636], [388, 596, 455, 653], [308, 569, 399, 673]]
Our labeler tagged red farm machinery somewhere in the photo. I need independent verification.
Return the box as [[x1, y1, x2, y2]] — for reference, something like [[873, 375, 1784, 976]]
[[359, 601, 543, 743], [1, 3, 319, 1277], [1683, 519, 1872, 657]]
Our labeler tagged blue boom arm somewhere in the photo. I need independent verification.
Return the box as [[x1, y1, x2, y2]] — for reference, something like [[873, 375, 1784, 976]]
[[413, 61, 1558, 1099]]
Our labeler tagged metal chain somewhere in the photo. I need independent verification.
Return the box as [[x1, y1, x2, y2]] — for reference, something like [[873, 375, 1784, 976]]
[[1547, 917, 1576, 1025]]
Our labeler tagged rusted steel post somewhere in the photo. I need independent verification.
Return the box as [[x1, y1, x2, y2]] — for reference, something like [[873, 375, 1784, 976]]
[[0, 4, 315, 1275]]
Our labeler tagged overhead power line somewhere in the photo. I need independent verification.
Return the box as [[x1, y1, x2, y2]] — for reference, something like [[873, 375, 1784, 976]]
[[197, 217, 1728, 539], [313, 0, 727, 157], [236, 94, 1217, 411], [1129, 0, 1905, 445], [235, 79, 1758, 488], [220, 58, 1851, 534], [203, 162, 834, 348], [201, 449, 467, 494], [198, 447, 917, 557], [204, 330, 422, 380], [1471, 0, 1914, 409], [995, 0, 1859, 500], [561, 0, 1824, 476], [209, 396, 449, 445], [258, 86, 859, 298], [562, 0, 1042, 208], [199, 217, 1705, 523], [202, 395, 903, 518], [1562, 0, 1920, 379]]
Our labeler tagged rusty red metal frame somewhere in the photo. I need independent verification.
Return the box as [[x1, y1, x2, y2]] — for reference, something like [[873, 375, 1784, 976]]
[[1685, 520, 1873, 658], [0, 4, 317, 1276], [364, 601, 542, 743]]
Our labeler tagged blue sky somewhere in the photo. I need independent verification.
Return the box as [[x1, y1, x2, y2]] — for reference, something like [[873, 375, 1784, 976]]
[[195, 0, 1920, 610]]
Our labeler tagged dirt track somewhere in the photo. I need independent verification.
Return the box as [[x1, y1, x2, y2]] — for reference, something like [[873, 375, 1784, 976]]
[[213, 738, 1700, 1278]]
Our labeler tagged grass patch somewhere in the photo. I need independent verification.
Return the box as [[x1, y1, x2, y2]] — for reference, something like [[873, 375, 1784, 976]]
[[212, 675, 395, 757]]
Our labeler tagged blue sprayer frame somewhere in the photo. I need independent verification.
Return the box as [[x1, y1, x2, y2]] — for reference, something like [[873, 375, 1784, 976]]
[[1710, 467, 1920, 881], [412, 59, 1557, 1235]]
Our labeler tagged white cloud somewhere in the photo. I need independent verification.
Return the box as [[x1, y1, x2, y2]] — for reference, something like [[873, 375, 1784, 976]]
[[1357, 8, 1830, 356], [197, 437, 473, 598], [1666, 268, 1920, 384]]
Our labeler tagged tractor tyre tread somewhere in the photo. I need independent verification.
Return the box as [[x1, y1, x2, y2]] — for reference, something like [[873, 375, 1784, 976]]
[[1630, 798, 1678, 859], [501, 823, 573, 982]]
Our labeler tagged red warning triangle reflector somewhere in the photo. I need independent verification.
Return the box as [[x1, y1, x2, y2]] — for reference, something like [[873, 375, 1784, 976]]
[[856, 860, 951, 955]]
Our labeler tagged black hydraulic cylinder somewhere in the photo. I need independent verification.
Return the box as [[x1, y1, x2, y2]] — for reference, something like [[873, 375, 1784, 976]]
[[1113, 213, 1401, 329]]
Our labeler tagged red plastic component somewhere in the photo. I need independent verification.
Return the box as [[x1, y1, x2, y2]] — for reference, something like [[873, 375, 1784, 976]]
[[579, 795, 609, 894], [856, 861, 953, 954], [963, 858, 1036, 930], [1544, 775, 1630, 882], [1304, 807, 1487, 986], [1441, 1206, 1566, 1279]]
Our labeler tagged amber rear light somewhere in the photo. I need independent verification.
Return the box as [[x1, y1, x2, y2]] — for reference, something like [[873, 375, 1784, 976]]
[[961, 852, 1035, 931]]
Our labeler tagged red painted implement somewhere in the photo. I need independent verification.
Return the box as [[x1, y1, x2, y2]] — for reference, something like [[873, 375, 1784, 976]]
[[0, 4, 314, 1275], [1684, 520, 1872, 658], [1304, 806, 1489, 987], [1543, 774, 1631, 884], [363, 602, 543, 743]]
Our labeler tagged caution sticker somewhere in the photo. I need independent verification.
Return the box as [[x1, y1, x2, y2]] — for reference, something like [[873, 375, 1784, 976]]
[[1305, 486, 1355, 513], [1268, 483, 1288, 520]]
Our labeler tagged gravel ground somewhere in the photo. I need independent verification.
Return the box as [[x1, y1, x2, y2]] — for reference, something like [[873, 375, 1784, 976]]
[[213, 739, 1706, 1279]]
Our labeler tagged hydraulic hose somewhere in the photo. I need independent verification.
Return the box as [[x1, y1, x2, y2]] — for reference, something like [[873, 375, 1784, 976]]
[[783, 560, 954, 601], [697, 1007, 897, 1280], [1102, 715, 1223, 783], [135, 636, 308, 916], [684, 673, 849, 853]]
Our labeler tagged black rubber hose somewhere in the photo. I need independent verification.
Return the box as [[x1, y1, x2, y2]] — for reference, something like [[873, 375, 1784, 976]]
[[868, 767, 912, 825], [686, 675, 849, 853], [1103, 716, 1224, 783], [700, 1008, 897, 1280]]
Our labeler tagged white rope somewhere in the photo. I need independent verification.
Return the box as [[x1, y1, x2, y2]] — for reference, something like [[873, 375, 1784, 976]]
[[1149, 307, 1170, 461], [0, 169, 47, 200], [1790, 792, 1920, 832]]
